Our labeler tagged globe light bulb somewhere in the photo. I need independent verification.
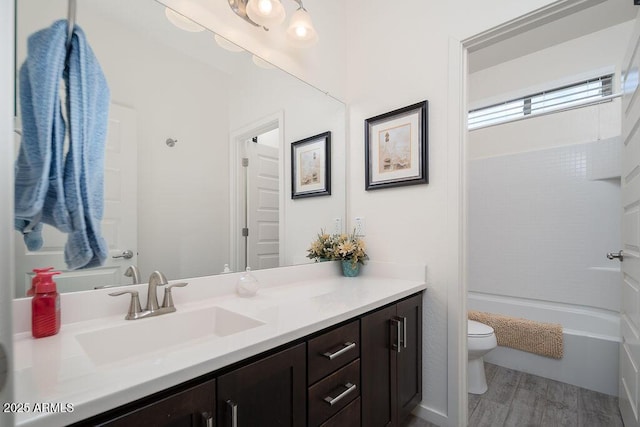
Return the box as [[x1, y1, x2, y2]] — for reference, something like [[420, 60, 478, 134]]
[[246, 0, 285, 27], [286, 8, 318, 47], [295, 25, 307, 38], [258, 0, 273, 15]]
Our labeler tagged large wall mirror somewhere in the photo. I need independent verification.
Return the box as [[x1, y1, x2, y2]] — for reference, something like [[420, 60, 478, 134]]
[[14, 0, 346, 297]]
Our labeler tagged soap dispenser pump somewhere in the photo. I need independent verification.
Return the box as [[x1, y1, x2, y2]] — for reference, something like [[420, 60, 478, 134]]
[[27, 266, 54, 297], [236, 267, 259, 297], [32, 271, 61, 338]]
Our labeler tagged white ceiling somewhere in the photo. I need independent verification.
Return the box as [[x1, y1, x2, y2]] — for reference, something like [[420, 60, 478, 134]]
[[469, 0, 637, 73]]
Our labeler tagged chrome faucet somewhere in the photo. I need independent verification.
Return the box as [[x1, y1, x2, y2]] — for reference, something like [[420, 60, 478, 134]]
[[124, 265, 141, 284], [93, 265, 141, 289], [109, 271, 188, 320], [146, 270, 167, 311]]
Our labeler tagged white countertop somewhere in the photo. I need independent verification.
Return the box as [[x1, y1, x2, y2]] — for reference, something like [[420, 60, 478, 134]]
[[12, 261, 426, 427]]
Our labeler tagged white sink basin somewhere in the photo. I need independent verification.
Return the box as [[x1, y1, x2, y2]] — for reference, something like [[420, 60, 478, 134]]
[[75, 307, 265, 365]]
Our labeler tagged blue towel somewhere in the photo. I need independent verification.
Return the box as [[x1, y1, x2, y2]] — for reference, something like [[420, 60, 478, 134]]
[[63, 24, 110, 269], [15, 20, 110, 269], [15, 20, 71, 250]]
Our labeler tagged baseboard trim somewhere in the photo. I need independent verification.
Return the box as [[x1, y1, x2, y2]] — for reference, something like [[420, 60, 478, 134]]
[[412, 403, 448, 426]]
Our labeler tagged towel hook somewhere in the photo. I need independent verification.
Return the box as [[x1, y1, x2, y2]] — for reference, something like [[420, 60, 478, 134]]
[[66, 0, 77, 48]]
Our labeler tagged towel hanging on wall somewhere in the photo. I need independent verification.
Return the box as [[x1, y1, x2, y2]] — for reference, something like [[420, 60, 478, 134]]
[[14, 19, 110, 270], [63, 23, 110, 269], [15, 20, 71, 249]]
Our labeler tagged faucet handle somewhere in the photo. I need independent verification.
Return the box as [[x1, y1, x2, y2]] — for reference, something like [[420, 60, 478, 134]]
[[109, 290, 143, 320], [162, 282, 188, 309]]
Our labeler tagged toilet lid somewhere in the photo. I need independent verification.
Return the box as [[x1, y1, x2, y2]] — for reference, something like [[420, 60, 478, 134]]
[[468, 320, 494, 337]]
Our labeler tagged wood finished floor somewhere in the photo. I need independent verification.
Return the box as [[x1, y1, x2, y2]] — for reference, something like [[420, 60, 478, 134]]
[[403, 363, 624, 427]]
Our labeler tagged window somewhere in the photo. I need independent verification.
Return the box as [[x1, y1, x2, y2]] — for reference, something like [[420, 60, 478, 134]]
[[468, 74, 614, 130]]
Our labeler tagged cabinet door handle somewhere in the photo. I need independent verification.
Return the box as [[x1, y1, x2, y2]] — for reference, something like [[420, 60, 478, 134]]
[[226, 400, 238, 427], [400, 316, 407, 349], [323, 382, 357, 406], [201, 412, 214, 427], [390, 318, 402, 353], [322, 342, 356, 360]]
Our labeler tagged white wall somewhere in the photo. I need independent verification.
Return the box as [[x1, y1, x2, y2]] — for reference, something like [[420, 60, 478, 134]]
[[469, 139, 621, 310], [16, 0, 231, 282]]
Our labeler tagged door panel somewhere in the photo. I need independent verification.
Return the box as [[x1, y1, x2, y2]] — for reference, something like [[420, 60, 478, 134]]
[[361, 304, 396, 427], [620, 10, 640, 427], [217, 344, 306, 427], [247, 140, 280, 270]]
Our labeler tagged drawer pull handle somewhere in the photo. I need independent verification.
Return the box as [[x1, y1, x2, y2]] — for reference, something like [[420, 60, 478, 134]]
[[322, 342, 356, 360], [323, 382, 357, 406], [201, 412, 214, 427], [226, 400, 238, 427], [400, 316, 407, 348], [391, 318, 402, 353]]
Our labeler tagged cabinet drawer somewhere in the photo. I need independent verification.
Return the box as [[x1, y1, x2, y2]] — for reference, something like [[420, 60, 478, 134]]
[[308, 359, 360, 426], [308, 320, 359, 384], [320, 397, 360, 427]]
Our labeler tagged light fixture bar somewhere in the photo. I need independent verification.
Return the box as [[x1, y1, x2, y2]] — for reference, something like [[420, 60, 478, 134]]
[[227, 0, 318, 47]]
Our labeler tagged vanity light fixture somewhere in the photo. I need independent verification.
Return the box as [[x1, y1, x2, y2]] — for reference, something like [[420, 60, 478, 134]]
[[228, 0, 318, 47]]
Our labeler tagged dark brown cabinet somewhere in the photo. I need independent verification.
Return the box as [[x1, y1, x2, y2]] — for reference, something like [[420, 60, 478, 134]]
[[361, 293, 423, 427], [307, 320, 361, 427], [87, 378, 216, 427], [217, 343, 306, 427], [76, 292, 423, 427]]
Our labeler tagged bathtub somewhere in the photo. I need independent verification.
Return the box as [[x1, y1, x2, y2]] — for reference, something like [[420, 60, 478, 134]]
[[468, 292, 621, 396]]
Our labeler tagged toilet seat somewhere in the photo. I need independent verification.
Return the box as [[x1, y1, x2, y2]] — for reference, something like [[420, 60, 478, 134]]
[[468, 319, 494, 337]]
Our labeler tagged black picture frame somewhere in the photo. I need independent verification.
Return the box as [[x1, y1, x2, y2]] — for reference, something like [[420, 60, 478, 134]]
[[291, 131, 331, 199], [364, 100, 428, 190]]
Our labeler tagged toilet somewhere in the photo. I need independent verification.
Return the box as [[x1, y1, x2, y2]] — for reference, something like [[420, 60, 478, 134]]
[[467, 319, 497, 394]]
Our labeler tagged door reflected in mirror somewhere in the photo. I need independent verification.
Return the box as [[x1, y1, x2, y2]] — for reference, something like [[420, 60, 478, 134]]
[[14, 0, 345, 297]]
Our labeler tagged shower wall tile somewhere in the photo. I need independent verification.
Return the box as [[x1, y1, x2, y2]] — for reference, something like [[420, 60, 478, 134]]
[[469, 140, 622, 312]]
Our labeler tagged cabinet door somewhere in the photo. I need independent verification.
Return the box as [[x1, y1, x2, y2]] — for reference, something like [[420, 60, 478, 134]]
[[361, 304, 397, 427], [396, 294, 423, 425], [95, 378, 215, 427], [217, 343, 306, 427]]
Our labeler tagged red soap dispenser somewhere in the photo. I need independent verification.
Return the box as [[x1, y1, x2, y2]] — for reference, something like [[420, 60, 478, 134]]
[[27, 267, 54, 297], [32, 271, 61, 338]]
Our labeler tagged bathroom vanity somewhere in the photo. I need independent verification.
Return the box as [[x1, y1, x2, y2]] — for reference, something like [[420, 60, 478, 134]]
[[11, 262, 426, 427]]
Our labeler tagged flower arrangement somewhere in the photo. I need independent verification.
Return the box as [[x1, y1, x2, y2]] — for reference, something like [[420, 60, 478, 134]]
[[307, 230, 368, 268], [333, 231, 368, 268], [306, 229, 336, 262]]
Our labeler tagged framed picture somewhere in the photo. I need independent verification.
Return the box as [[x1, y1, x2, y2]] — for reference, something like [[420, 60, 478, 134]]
[[291, 131, 331, 199], [364, 100, 428, 190]]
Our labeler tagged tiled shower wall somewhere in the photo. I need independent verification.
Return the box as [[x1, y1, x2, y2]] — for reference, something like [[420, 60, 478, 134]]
[[468, 138, 622, 312]]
